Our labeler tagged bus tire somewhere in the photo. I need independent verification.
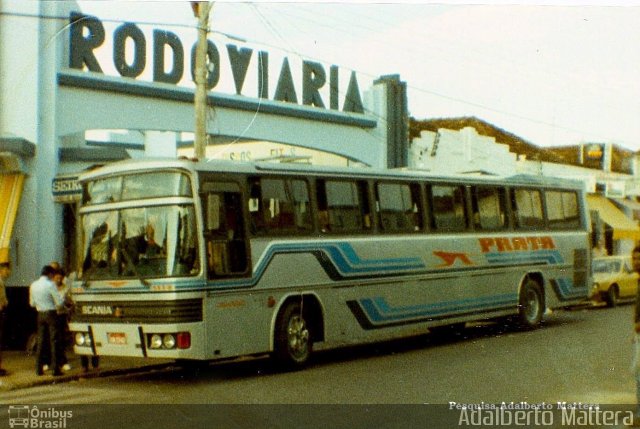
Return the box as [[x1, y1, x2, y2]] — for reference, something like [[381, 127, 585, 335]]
[[604, 285, 619, 307], [517, 278, 544, 329], [273, 301, 312, 370]]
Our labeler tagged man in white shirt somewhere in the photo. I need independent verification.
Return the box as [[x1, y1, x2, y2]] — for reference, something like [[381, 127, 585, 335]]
[[29, 265, 63, 376]]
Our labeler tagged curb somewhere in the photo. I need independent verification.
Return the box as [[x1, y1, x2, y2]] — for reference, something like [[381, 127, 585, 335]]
[[0, 362, 175, 392]]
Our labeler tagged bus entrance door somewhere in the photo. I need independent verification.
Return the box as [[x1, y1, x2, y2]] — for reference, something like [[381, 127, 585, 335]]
[[202, 182, 249, 278]]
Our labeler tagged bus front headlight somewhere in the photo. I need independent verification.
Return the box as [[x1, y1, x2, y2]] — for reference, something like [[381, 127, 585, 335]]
[[74, 332, 92, 347], [74, 332, 86, 346], [150, 334, 163, 349], [163, 334, 176, 349]]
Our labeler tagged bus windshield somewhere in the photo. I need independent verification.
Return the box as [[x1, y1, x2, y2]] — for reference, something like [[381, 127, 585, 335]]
[[80, 205, 199, 280]]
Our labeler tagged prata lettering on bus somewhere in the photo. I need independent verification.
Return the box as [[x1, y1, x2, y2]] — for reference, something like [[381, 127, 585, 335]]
[[68, 13, 364, 114], [478, 236, 556, 253]]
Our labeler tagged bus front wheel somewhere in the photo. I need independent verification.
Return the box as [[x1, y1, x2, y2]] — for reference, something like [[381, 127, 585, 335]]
[[274, 301, 312, 369], [604, 285, 619, 307], [517, 279, 544, 329]]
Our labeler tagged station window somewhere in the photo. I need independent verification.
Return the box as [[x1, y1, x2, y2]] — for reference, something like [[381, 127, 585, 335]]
[[471, 186, 507, 230], [376, 182, 422, 233], [430, 185, 467, 232], [317, 180, 371, 233]]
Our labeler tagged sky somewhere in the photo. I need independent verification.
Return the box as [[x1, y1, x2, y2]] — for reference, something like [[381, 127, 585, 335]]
[[74, 0, 640, 150]]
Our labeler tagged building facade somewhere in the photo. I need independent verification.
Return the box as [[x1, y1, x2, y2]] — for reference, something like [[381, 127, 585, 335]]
[[409, 122, 640, 257], [0, 1, 408, 347]]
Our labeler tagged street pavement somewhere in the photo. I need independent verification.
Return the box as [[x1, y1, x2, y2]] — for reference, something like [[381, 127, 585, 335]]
[[0, 349, 172, 391]]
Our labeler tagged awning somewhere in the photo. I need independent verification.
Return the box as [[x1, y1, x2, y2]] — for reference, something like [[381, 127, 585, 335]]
[[612, 198, 640, 212], [0, 173, 25, 263], [587, 194, 640, 240]]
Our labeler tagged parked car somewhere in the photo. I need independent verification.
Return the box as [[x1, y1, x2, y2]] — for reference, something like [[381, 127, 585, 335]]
[[590, 256, 639, 307]]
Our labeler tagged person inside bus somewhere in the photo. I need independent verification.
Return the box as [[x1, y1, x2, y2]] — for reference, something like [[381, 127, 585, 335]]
[[142, 223, 162, 257], [85, 222, 110, 270]]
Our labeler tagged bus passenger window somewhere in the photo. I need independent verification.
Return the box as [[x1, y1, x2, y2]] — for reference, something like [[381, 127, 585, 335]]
[[321, 180, 369, 233], [431, 185, 467, 232], [545, 191, 580, 229], [248, 177, 312, 235], [472, 186, 506, 230], [376, 182, 422, 233], [512, 189, 545, 229]]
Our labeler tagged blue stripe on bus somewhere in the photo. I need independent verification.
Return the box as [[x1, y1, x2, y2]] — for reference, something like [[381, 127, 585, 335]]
[[348, 294, 518, 329], [485, 250, 563, 265], [485, 251, 587, 300], [551, 278, 586, 300], [82, 243, 587, 300], [208, 241, 426, 289]]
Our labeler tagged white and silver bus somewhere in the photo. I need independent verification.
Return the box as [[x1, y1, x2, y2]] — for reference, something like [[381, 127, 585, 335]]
[[69, 158, 590, 368]]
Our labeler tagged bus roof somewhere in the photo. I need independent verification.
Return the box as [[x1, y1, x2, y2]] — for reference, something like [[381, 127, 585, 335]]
[[78, 157, 585, 190]]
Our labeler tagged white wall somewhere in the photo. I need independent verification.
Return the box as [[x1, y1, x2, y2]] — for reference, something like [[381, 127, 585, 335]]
[[409, 126, 517, 175], [0, 2, 75, 284]]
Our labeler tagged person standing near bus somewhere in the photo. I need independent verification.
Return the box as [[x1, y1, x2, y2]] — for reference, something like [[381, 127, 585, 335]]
[[631, 246, 640, 425], [29, 265, 64, 376], [51, 265, 73, 371], [0, 261, 11, 376]]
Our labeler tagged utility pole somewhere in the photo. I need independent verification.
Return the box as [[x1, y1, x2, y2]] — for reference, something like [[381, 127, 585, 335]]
[[193, 1, 212, 160]]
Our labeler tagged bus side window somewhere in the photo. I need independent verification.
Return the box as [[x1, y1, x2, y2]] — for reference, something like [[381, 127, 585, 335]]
[[512, 188, 545, 229], [545, 190, 580, 229], [323, 180, 367, 232], [431, 185, 467, 232], [376, 182, 422, 233], [472, 186, 506, 231]]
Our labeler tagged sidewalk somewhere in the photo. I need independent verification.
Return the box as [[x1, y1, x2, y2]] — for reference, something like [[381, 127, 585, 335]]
[[0, 350, 173, 391]]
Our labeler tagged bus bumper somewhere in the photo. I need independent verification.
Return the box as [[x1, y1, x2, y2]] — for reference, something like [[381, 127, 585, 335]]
[[68, 322, 205, 359]]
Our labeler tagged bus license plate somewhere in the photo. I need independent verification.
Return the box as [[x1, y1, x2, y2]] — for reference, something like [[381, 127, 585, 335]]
[[108, 332, 127, 345]]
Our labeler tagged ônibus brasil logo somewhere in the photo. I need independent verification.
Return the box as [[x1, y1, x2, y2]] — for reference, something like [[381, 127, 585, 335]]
[[8, 406, 72, 428]]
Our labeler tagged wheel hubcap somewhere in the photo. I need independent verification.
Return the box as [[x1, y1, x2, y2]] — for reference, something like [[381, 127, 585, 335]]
[[525, 289, 539, 321], [287, 315, 309, 358]]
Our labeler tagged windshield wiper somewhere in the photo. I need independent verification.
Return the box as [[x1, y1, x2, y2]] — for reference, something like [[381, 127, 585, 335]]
[[118, 242, 151, 288], [81, 266, 93, 289]]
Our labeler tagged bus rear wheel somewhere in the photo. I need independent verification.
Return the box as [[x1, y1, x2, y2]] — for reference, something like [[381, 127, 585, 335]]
[[274, 301, 312, 370], [517, 278, 544, 329]]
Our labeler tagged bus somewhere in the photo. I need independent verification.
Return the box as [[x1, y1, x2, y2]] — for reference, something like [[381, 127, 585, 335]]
[[68, 158, 590, 368]]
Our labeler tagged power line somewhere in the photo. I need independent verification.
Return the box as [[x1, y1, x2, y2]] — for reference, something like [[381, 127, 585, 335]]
[[2, 8, 636, 147]]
